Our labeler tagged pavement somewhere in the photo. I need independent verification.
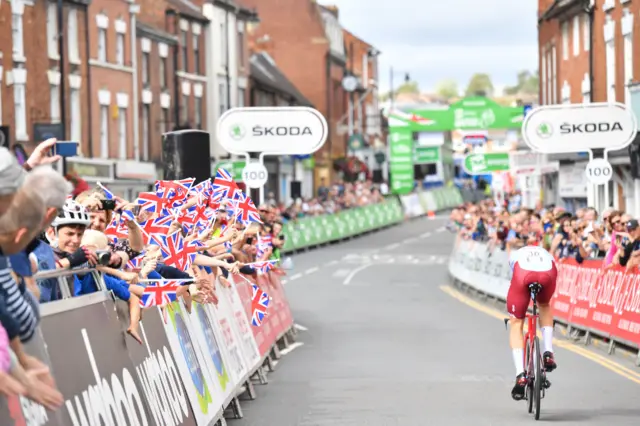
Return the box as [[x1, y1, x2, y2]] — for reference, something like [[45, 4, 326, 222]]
[[234, 217, 640, 426]]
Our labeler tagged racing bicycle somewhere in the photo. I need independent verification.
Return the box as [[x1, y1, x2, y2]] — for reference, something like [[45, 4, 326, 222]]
[[505, 282, 551, 421]]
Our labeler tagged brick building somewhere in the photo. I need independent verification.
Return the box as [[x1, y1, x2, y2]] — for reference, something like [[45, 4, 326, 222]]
[[244, 0, 349, 189], [342, 29, 384, 180], [249, 51, 313, 202], [537, 0, 640, 214]]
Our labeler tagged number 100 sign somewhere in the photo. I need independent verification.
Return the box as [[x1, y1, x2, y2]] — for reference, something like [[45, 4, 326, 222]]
[[585, 158, 612, 185]]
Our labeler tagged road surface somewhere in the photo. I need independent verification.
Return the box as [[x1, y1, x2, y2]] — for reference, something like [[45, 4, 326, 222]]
[[236, 217, 640, 425]]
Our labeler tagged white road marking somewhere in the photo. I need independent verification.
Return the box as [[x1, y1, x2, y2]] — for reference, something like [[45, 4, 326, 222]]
[[343, 263, 374, 285], [289, 273, 303, 281], [332, 269, 351, 278], [385, 243, 400, 250], [420, 232, 432, 238], [436, 227, 445, 233], [326, 259, 340, 266], [305, 267, 319, 275], [404, 237, 418, 244], [294, 323, 308, 331], [280, 342, 304, 356]]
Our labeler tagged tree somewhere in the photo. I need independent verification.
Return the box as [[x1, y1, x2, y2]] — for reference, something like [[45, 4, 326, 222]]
[[465, 73, 494, 96], [435, 79, 459, 99], [395, 80, 420, 95], [504, 70, 539, 95]]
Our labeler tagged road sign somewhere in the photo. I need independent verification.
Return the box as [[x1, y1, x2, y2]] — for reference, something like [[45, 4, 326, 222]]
[[522, 102, 637, 154], [585, 158, 613, 185], [462, 152, 510, 175], [216, 107, 328, 155], [242, 162, 268, 188]]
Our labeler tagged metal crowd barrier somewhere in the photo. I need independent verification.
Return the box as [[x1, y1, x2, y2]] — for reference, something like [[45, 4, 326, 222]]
[[33, 267, 107, 299]]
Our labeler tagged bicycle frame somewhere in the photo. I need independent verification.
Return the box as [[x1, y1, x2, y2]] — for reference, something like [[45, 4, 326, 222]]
[[523, 288, 539, 373]]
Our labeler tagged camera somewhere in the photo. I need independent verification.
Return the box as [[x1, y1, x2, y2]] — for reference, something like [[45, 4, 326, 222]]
[[95, 250, 112, 266]]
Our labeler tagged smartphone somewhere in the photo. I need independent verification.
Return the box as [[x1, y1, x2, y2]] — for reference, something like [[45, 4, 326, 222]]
[[246, 237, 254, 244], [100, 199, 117, 210], [53, 141, 79, 157]]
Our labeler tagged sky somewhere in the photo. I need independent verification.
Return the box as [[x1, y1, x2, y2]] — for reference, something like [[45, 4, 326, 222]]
[[320, 0, 539, 95]]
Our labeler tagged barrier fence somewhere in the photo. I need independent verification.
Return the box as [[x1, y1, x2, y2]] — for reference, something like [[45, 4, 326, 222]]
[[2, 189, 464, 426], [449, 239, 640, 366]]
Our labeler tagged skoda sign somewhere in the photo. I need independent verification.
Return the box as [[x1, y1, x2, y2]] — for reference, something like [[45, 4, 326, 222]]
[[522, 102, 637, 154], [217, 106, 328, 155]]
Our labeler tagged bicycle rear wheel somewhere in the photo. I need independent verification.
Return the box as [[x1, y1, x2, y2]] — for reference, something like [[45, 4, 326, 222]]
[[525, 336, 533, 413], [534, 336, 542, 420]]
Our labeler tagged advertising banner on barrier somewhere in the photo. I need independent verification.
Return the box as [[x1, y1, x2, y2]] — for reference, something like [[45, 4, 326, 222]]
[[449, 240, 640, 350], [222, 281, 262, 371], [162, 299, 221, 426]]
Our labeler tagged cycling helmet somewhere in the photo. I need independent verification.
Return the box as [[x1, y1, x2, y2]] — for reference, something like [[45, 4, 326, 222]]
[[51, 199, 91, 228]]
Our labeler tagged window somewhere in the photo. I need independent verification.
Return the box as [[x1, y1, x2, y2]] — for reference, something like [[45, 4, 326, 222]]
[[47, 2, 58, 59], [220, 23, 227, 66], [116, 33, 125, 65], [606, 41, 616, 102], [12, 12, 24, 60], [68, 9, 80, 63], [142, 52, 150, 85], [160, 107, 169, 135], [118, 108, 127, 159], [50, 84, 60, 123], [181, 30, 188, 71], [159, 57, 167, 88], [195, 97, 202, 129], [551, 46, 557, 103], [14, 84, 27, 140], [561, 22, 569, 60], [238, 88, 245, 107], [572, 15, 580, 56], [70, 88, 81, 141], [193, 34, 200, 74], [624, 34, 633, 104], [98, 28, 107, 61], [142, 104, 150, 161], [100, 105, 109, 158], [219, 82, 226, 112], [561, 81, 570, 104], [238, 31, 245, 67], [540, 51, 547, 104], [583, 14, 590, 51], [181, 94, 189, 124]]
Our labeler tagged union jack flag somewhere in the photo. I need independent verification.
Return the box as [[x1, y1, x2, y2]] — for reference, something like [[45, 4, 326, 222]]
[[212, 168, 241, 200], [104, 215, 128, 240], [151, 232, 190, 271], [256, 234, 272, 258], [156, 178, 194, 208], [97, 182, 115, 200], [136, 191, 171, 213], [190, 179, 213, 200], [234, 192, 262, 225], [250, 260, 277, 275], [127, 253, 145, 270], [139, 281, 180, 308], [139, 214, 173, 244], [251, 284, 270, 326]]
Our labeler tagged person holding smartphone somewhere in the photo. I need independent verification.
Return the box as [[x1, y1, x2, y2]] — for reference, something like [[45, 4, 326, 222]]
[[615, 220, 640, 270]]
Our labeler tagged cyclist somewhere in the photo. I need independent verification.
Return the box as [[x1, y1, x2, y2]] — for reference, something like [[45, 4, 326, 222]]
[[507, 241, 558, 401]]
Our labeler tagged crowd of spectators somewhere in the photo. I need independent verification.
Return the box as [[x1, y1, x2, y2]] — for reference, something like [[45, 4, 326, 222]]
[[0, 139, 389, 409], [450, 190, 640, 270]]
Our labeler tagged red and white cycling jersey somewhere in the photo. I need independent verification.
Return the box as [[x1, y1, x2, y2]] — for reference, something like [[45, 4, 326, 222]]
[[509, 245, 556, 273]]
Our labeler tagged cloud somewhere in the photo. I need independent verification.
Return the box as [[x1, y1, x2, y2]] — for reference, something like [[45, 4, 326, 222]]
[[322, 0, 538, 93]]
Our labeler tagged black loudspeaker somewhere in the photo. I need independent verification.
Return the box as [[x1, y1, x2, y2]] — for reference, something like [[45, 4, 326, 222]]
[[0, 126, 9, 148], [290, 181, 302, 199], [162, 130, 211, 183]]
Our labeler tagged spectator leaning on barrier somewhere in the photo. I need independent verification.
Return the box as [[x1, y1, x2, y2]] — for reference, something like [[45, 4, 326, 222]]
[[614, 219, 640, 271]]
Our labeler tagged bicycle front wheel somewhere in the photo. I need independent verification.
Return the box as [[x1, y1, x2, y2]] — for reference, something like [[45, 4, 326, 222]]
[[534, 336, 542, 420]]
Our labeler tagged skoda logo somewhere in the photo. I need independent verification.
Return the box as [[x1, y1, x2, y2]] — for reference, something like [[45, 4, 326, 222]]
[[536, 122, 553, 139], [229, 124, 245, 140]]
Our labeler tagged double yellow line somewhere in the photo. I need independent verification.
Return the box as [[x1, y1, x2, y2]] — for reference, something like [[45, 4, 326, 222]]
[[440, 285, 640, 385]]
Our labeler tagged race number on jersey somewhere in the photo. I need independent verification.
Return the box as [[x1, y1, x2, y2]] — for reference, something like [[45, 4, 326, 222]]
[[509, 246, 555, 272]]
